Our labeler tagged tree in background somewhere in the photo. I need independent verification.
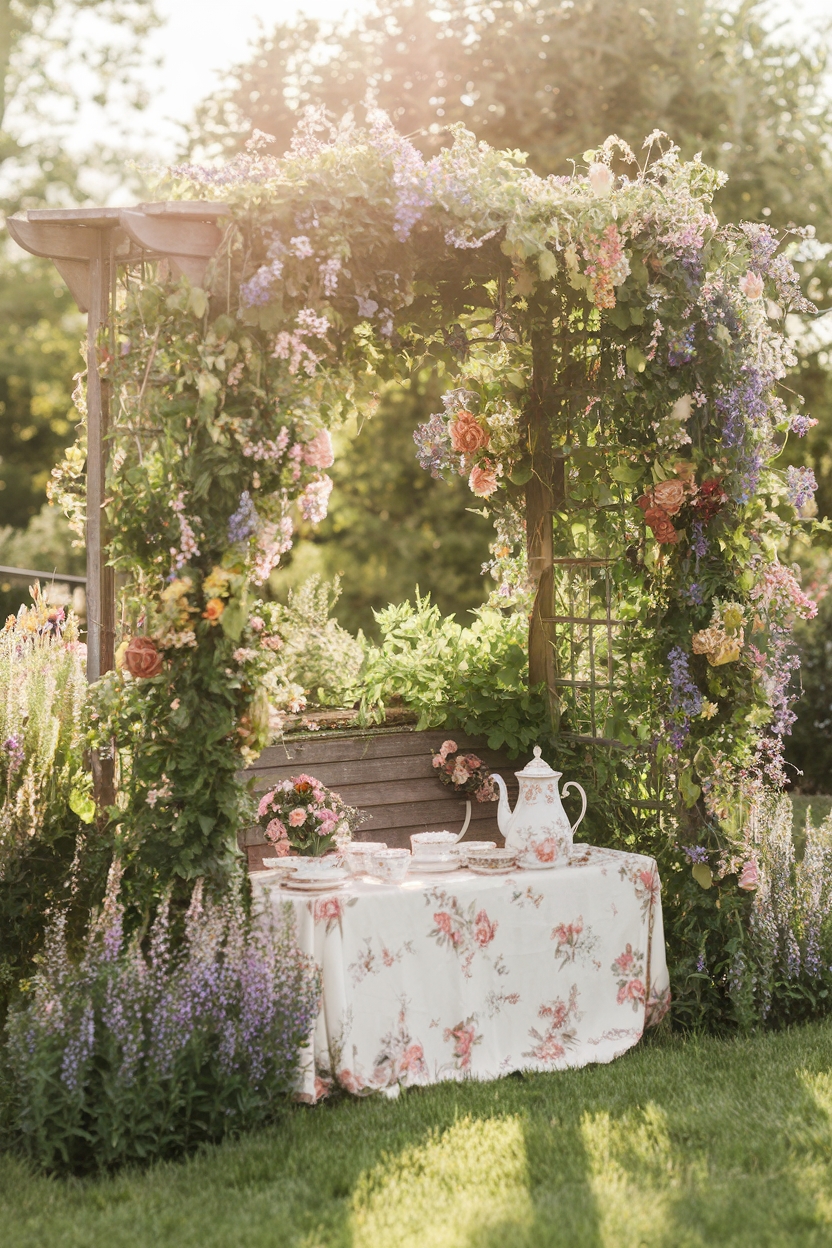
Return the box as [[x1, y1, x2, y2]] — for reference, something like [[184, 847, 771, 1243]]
[[191, 0, 832, 648], [194, 0, 832, 243], [0, 0, 160, 595], [1, 0, 160, 208]]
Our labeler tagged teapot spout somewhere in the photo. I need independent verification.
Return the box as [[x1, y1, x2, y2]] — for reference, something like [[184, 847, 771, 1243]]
[[491, 773, 513, 838]]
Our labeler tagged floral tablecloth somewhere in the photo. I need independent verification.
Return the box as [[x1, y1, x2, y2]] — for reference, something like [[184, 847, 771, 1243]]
[[252, 845, 670, 1100]]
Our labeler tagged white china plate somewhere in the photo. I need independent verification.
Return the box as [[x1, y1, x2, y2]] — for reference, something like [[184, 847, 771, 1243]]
[[516, 859, 559, 871], [468, 863, 516, 876], [409, 859, 459, 874], [282, 878, 349, 893]]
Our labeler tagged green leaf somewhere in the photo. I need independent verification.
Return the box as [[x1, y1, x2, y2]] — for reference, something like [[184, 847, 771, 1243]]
[[537, 249, 558, 280], [189, 287, 208, 318], [626, 346, 647, 373], [69, 788, 96, 825], [609, 462, 645, 485], [679, 768, 702, 808], [692, 863, 713, 890]]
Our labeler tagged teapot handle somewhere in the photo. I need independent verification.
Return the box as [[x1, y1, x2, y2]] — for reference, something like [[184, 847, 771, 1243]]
[[562, 782, 587, 836]]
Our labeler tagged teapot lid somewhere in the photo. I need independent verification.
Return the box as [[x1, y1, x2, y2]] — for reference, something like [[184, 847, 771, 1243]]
[[515, 746, 561, 780]]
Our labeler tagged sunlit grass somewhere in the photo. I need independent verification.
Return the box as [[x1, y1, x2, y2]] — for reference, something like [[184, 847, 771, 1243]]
[[6, 1021, 832, 1246]]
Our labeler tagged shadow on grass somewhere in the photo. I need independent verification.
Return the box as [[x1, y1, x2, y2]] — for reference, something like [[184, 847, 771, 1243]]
[[5, 1024, 832, 1247]]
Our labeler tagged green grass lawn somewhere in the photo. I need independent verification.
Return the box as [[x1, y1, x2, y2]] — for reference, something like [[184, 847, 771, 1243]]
[[5, 1020, 832, 1247]]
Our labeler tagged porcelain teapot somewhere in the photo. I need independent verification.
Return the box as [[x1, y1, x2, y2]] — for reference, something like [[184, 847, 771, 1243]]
[[492, 746, 587, 867]]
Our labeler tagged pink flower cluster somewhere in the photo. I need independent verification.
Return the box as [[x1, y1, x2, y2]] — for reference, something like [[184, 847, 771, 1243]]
[[258, 771, 361, 855], [299, 474, 334, 524], [749, 559, 818, 622], [432, 739, 498, 802], [583, 223, 629, 310]]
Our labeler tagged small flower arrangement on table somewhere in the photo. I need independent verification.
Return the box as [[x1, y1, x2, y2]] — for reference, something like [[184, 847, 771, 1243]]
[[257, 773, 367, 857], [431, 740, 498, 802]]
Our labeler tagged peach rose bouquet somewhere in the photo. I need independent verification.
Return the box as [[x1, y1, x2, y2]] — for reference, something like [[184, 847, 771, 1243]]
[[257, 772, 367, 856]]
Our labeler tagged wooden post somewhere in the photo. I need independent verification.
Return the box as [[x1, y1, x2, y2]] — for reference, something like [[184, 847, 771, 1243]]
[[85, 230, 116, 807], [4, 201, 229, 808], [526, 327, 564, 721]]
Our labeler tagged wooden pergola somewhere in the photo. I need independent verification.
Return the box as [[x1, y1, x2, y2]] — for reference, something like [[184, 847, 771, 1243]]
[[6, 205, 567, 729], [6, 202, 229, 682]]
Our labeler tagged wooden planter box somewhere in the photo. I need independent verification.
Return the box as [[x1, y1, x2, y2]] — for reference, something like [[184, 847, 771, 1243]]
[[240, 727, 523, 871]]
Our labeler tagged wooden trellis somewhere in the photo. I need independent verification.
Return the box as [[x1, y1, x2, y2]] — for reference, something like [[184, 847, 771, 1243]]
[[6, 208, 644, 799], [7, 203, 229, 683]]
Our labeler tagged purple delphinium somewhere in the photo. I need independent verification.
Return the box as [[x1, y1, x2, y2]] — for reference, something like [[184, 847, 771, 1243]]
[[4, 873, 320, 1169], [684, 845, 709, 864], [228, 491, 258, 544], [414, 413, 452, 478], [667, 325, 696, 367], [785, 465, 817, 510], [3, 734, 24, 775], [691, 520, 708, 561], [667, 646, 703, 748]]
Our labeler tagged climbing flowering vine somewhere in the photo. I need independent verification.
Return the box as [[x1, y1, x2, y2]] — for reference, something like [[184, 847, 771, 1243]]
[[51, 109, 821, 907]]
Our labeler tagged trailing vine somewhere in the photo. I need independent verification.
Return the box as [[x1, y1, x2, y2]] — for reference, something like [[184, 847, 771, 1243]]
[[53, 111, 820, 911]]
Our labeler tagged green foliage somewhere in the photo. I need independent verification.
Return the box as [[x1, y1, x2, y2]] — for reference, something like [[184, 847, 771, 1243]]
[[90, 630, 257, 912], [2, 869, 319, 1174], [202, 0, 832, 269], [362, 594, 550, 754], [271, 385, 495, 638], [9, 1019, 832, 1244], [787, 568, 832, 794], [0, 589, 97, 1018], [266, 576, 366, 707], [0, 254, 83, 529]]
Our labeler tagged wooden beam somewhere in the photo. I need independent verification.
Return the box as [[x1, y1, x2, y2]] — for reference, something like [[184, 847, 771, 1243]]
[[527, 326, 563, 723], [6, 216, 99, 261]]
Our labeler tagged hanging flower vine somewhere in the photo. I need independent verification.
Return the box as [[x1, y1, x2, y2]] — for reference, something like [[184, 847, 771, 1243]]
[[53, 111, 820, 902]]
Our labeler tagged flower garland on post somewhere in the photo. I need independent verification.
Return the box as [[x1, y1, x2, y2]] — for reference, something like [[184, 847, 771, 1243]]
[[53, 112, 819, 910]]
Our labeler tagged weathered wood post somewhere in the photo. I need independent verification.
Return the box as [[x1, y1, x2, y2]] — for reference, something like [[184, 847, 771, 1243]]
[[5, 202, 227, 804], [526, 327, 564, 722]]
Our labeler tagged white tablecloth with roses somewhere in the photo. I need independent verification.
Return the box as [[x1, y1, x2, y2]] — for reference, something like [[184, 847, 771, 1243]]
[[252, 845, 670, 1100]]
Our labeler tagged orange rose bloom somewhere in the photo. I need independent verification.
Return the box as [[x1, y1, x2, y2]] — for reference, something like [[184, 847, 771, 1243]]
[[643, 507, 679, 544], [651, 478, 686, 516], [203, 597, 225, 624], [449, 411, 490, 454], [124, 636, 163, 679], [469, 461, 499, 497]]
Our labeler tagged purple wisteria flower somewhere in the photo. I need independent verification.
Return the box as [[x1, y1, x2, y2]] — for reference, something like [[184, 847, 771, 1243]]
[[3, 734, 24, 775], [785, 465, 817, 510], [228, 491, 258, 543], [414, 413, 452, 478], [667, 326, 696, 367], [789, 414, 818, 438], [666, 646, 703, 749]]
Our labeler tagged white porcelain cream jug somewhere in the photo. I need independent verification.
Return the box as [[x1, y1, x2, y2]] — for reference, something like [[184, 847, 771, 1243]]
[[492, 746, 587, 868]]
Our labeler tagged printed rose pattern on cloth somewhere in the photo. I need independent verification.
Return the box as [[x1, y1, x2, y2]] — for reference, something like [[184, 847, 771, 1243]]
[[428, 888, 500, 978], [551, 916, 598, 969], [524, 985, 581, 1064], [253, 843, 670, 1099], [444, 1016, 482, 1072], [612, 944, 647, 1010]]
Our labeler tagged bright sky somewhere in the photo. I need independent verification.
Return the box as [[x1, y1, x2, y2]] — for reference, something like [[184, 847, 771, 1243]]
[[56, 0, 832, 164], [131, 0, 368, 157]]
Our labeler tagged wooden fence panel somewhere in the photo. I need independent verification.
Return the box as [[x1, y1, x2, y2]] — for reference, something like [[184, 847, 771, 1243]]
[[241, 727, 526, 869]]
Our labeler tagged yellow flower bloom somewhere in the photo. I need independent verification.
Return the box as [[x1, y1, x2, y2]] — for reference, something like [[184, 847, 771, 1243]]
[[700, 701, 718, 720]]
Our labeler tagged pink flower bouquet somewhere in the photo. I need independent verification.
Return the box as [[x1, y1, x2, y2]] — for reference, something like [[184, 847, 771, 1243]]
[[257, 773, 367, 857], [431, 740, 498, 803]]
